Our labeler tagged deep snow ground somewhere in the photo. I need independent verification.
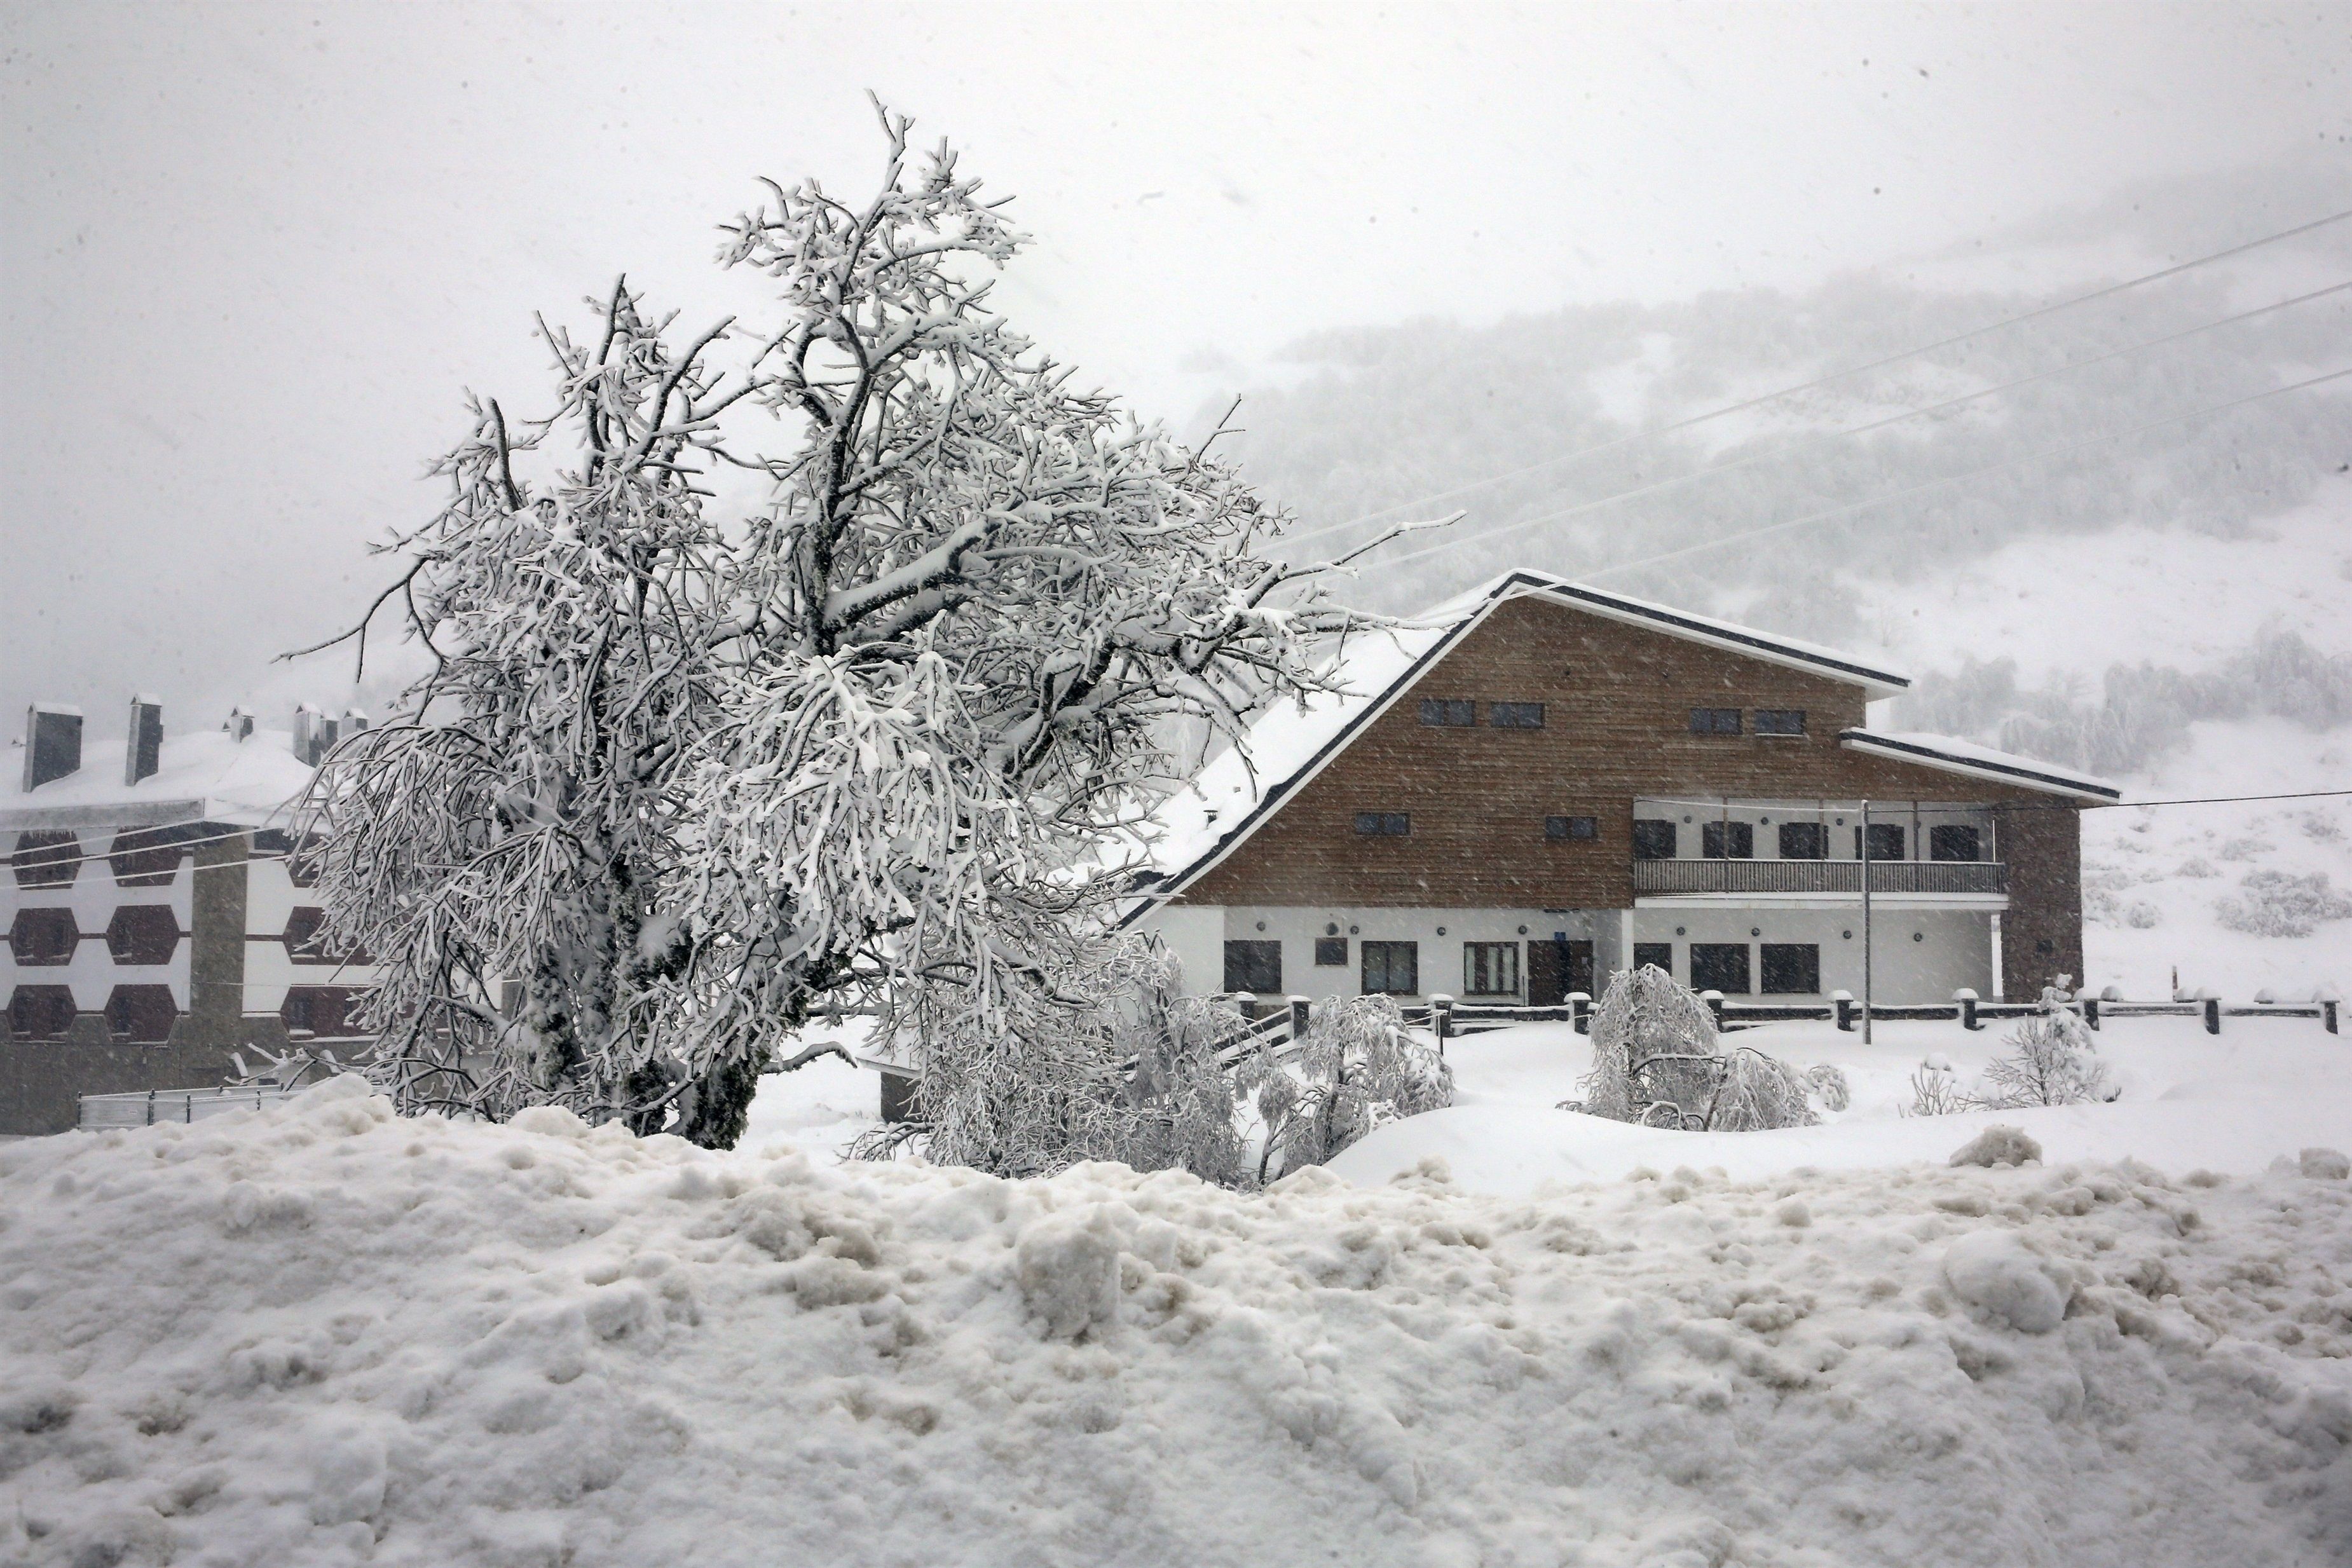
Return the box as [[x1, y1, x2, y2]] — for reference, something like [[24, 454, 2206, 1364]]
[[4, 1071, 2350, 1568]]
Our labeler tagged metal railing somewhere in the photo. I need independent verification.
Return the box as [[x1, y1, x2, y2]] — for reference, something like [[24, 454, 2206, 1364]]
[[1632, 858, 2007, 897], [77, 1084, 303, 1130]]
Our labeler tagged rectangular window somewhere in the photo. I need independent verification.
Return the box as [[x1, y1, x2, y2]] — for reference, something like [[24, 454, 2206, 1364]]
[[1361, 941, 1419, 997], [1760, 943, 1820, 995], [1632, 941, 1674, 975], [1754, 709, 1806, 736], [1462, 941, 1520, 996], [1858, 824, 1906, 861], [1930, 824, 1983, 862], [1778, 821, 1828, 860], [1489, 702, 1545, 729], [1545, 814, 1599, 841], [1689, 943, 1751, 995], [1700, 821, 1754, 859], [1313, 936, 1348, 967], [1222, 940, 1281, 995], [1353, 812, 1411, 836], [1418, 698, 1475, 727], [1631, 819, 1679, 860], [1689, 707, 1742, 735]]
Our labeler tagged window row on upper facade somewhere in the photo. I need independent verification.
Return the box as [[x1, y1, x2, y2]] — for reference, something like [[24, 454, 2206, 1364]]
[[4, 904, 357, 966], [1632, 820, 1985, 862], [1354, 812, 1600, 840], [1688, 708, 1805, 737], [7, 827, 320, 890], [1418, 699, 1545, 729]]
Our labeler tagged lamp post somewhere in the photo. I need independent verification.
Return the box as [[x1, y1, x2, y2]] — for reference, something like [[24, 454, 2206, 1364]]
[[1860, 798, 1874, 1046]]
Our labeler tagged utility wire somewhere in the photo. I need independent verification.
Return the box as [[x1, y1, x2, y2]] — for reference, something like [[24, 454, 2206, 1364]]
[[1316, 280, 2350, 577], [1371, 362, 2351, 576], [1278, 205, 2352, 551]]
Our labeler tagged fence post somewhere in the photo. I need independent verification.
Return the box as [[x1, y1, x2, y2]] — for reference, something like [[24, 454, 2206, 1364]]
[[1701, 990, 1725, 1031], [2203, 995, 2221, 1035], [1428, 993, 1453, 1056], [1289, 995, 1311, 1044], [2324, 997, 2339, 1035], [1955, 988, 1979, 1032], [2082, 994, 2100, 1032], [1568, 991, 1591, 1035], [1233, 991, 1257, 1025], [1833, 990, 1854, 1032]]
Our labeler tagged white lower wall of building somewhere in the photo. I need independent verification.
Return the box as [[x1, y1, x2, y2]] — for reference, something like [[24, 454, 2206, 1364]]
[[1139, 902, 1995, 1006]]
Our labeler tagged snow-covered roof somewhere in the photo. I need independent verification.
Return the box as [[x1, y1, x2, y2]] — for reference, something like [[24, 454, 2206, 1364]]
[[0, 729, 318, 831], [1836, 730, 2123, 803], [1124, 570, 1925, 915]]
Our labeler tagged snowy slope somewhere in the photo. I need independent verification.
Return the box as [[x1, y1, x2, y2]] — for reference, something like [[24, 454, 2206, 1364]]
[[4, 1077, 2350, 1568]]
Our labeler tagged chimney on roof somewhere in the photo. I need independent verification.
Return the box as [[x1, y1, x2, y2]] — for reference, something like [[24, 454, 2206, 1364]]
[[343, 707, 369, 735], [293, 704, 323, 765], [22, 703, 83, 791], [125, 696, 163, 786], [224, 707, 254, 742]]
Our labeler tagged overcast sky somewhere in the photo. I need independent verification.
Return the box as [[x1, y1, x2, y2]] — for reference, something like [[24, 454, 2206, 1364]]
[[4, 1, 2348, 739]]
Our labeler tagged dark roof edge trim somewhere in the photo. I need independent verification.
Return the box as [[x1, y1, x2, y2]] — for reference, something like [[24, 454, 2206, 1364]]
[[1836, 730, 2123, 801]]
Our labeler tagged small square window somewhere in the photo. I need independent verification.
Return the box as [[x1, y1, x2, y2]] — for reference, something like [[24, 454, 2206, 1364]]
[[1353, 812, 1411, 836], [1418, 699, 1475, 726], [1761, 943, 1820, 994], [1222, 939, 1282, 994], [1489, 702, 1545, 729], [1930, 824, 1982, 862], [1779, 822, 1828, 860], [1859, 824, 1906, 861], [1545, 815, 1599, 841], [1361, 941, 1419, 996], [1690, 943, 1751, 995], [1688, 707, 1742, 735], [1631, 819, 1679, 860], [1632, 941, 1674, 975], [1314, 937, 1348, 966], [1462, 941, 1520, 996], [1754, 709, 1806, 735], [1701, 821, 1754, 859]]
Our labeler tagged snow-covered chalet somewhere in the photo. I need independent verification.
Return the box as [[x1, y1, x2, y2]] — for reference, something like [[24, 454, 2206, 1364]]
[[1126, 570, 2119, 1011]]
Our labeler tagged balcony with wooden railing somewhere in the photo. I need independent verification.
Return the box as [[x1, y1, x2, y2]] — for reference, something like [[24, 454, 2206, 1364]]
[[1631, 858, 2007, 898]]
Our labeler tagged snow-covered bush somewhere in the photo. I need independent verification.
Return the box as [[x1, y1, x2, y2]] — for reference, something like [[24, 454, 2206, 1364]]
[[1244, 995, 1453, 1183], [287, 104, 1405, 1147], [1571, 965, 1824, 1133], [1906, 1060, 1972, 1117], [2215, 869, 2352, 938], [1979, 988, 2114, 1109]]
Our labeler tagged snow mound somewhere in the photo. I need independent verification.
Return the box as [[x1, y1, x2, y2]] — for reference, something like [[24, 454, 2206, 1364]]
[[3, 1094, 2351, 1567], [1940, 1231, 2068, 1334], [1951, 1124, 2044, 1168]]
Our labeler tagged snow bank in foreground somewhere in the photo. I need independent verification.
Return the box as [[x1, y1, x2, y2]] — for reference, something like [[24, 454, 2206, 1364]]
[[3, 1080, 2349, 1568]]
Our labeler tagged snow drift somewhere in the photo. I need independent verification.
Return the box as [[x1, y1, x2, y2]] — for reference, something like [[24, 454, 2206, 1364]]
[[3, 1078, 2349, 1567]]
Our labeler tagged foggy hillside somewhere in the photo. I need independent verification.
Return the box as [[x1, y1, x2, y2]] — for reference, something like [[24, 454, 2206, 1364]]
[[1224, 182, 2351, 774]]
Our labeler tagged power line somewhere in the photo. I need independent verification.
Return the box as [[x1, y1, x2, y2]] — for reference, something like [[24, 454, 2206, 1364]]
[[1318, 280, 2350, 576], [1374, 362, 2350, 576], [1279, 204, 2352, 551]]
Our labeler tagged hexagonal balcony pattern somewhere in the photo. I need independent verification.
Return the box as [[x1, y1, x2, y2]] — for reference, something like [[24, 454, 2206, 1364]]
[[8, 907, 79, 966]]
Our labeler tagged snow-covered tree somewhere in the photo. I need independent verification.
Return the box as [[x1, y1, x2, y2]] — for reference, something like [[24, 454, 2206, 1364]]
[[1571, 964, 1831, 1131], [1979, 983, 2113, 1108], [292, 100, 1415, 1145], [1245, 995, 1453, 1183]]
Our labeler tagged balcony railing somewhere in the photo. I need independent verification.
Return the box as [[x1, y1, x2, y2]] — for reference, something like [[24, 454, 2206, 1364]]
[[1632, 859, 2008, 897]]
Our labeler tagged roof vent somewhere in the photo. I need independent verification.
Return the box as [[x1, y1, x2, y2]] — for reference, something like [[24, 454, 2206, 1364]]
[[342, 707, 370, 735], [224, 707, 254, 742], [22, 703, 83, 791], [125, 696, 163, 786]]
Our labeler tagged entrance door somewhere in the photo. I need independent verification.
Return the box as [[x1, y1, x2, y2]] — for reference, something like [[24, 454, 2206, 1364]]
[[1528, 940, 1595, 1005]]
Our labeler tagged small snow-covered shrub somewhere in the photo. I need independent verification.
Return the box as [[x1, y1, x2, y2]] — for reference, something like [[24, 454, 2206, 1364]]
[[1907, 1063, 1973, 1118], [2302, 812, 2344, 843], [2123, 901, 2161, 929], [1573, 965, 1822, 1133], [2177, 856, 2219, 879], [1979, 990, 2113, 1109], [2215, 835, 2273, 862], [2215, 869, 2352, 938], [1245, 995, 1453, 1183], [2300, 1147, 2351, 1181]]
